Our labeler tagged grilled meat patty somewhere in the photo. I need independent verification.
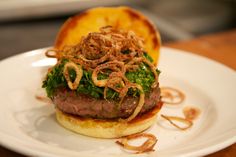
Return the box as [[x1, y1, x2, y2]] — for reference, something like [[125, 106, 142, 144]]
[[53, 86, 160, 119]]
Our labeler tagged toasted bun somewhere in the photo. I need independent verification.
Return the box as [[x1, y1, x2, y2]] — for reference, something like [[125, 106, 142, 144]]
[[56, 102, 162, 138], [54, 6, 161, 65]]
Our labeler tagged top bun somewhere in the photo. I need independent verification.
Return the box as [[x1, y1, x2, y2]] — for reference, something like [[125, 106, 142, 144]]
[[54, 6, 161, 65]]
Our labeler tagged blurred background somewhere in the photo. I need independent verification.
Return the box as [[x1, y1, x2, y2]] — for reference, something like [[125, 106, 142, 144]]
[[0, 0, 235, 59]]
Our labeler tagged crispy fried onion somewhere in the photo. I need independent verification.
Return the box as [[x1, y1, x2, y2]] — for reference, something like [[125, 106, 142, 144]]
[[160, 87, 185, 104], [116, 133, 157, 154], [92, 61, 125, 87], [104, 72, 129, 99], [63, 62, 83, 90], [161, 114, 193, 130], [77, 53, 110, 68], [45, 45, 80, 59], [104, 73, 145, 122], [103, 73, 145, 122], [121, 84, 145, 122], [46, 26, 145, 67]]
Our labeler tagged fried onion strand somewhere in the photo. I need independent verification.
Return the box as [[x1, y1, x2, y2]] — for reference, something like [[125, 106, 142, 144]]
[[121, 84, 145, 122], [63, 62, 83, 90], [161, 87, 185, 104], [92, 61, 125, 87], [161, 114, 193, 130], [116, 133, 157, 154]]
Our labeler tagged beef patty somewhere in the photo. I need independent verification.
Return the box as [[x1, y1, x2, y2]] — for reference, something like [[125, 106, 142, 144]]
[[53, 86, 160, 119]]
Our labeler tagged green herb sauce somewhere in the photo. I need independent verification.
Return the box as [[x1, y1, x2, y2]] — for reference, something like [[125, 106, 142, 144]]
[[42, 53, 160, 99]]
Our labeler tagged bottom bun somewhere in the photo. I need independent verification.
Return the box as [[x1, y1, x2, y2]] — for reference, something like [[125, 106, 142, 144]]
[[56, 102, 162, 138]]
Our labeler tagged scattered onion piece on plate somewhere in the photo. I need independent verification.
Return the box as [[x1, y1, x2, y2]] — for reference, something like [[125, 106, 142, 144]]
[[35, 95, 52, 104], [161, 87, 185, 105], [183, 106, 201, 121], [116, 133, 157, 154], [161, 114, 193, 130]]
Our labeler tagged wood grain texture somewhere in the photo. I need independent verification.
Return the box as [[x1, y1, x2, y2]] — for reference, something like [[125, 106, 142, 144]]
[[165, 29, 236, 70], [0, 29, 235, 157]]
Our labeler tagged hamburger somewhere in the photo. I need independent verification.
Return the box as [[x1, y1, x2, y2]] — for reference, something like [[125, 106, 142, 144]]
[[42, 7, 162, 138]]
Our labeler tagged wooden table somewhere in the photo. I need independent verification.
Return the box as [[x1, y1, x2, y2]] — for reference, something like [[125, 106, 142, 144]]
[[0, 30, 235, 157], [164, 29, 236, 71]]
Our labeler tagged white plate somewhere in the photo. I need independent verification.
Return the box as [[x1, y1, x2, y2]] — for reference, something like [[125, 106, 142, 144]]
[[0, 47, 235, 157]]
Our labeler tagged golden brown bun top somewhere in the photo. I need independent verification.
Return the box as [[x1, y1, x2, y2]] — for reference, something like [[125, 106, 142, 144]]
[[54, 6, 161, 65]]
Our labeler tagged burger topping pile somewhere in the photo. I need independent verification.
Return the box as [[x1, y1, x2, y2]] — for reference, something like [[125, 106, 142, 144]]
[[43, 26, 160, 121]]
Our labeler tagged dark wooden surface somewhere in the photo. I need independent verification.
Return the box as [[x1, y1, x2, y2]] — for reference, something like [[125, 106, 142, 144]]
[[0, 27, 235, 156], [165, 29, 236, 70]]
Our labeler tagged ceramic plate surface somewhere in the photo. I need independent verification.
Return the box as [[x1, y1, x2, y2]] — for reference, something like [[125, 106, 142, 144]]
[[0, 47, 235, 157]]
